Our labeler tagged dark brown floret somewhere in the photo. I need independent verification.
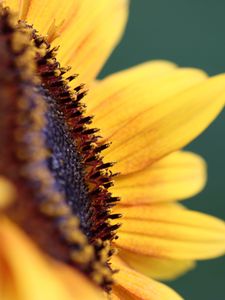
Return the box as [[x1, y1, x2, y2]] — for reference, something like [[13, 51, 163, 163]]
[[30, 27, 121, 244]]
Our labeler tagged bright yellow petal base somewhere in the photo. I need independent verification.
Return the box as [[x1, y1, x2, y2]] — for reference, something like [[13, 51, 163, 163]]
[[112, 151, 206, 204], [114, 203, 225, 260]]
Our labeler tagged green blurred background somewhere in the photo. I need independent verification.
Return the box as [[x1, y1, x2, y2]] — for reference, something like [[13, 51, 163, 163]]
[[100, 1, 225, 299]]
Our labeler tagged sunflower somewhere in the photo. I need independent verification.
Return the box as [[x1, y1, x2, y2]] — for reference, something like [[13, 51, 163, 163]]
[[0, 1, 225, 300]]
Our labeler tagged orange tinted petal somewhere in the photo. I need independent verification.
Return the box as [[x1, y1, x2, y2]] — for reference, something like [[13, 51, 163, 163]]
[[0, 217, 103, 300], [112, 257, 183, 300], [0, 178, 15, 209]]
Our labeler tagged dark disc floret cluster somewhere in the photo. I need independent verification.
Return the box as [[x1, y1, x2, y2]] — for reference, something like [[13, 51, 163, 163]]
[[0, 5, 121, 291]]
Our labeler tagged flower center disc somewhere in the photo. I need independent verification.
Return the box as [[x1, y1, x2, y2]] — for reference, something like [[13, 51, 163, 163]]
[[0, 6, 121, 291]]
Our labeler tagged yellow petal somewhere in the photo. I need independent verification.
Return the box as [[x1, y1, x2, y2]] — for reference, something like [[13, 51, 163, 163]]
[[118, 249, 195, 281], [87, 60, 178, 113], [0, 177, 16, 209], [5, 0, 129, 85], [112, 151, 206, 204], [112, 257, 183, 300], [91, 65, 206, 141], [100, 73, 225, 175], [114, 203, 225, 260], [56, 0, 129, 85], [0, 217, 103, 300]]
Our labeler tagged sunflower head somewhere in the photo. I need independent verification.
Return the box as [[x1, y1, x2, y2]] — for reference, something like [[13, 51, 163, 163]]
[[0, 5, 121, 292], [0, 1, 225, 300]]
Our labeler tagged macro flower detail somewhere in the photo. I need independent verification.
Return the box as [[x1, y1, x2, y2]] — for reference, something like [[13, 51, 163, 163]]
[[0, 6, 119, 292], [0, 1, 225, 300]]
